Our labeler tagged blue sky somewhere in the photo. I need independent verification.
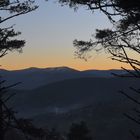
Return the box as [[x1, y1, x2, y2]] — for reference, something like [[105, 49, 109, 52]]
[[1, 0, 130, 70]]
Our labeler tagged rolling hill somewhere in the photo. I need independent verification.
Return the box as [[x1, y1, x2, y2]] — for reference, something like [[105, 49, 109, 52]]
[[0, 66, 127, 89], [3, 67, 139, 140], [7, 76, 140, 140]]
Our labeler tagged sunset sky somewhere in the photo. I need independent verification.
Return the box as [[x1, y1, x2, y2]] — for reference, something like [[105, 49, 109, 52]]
[[1, 1, 131, 70]]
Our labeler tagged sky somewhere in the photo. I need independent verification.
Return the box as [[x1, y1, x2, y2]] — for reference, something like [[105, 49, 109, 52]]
[[1, 1, 131, 70]]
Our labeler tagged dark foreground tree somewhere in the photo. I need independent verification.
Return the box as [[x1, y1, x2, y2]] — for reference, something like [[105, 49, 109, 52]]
[[0, 0, 40, 140], [0, 0, 38, 57], [50, 0, 140, 139], [52, 1, 140, 90], [55, 0, 140, 74]]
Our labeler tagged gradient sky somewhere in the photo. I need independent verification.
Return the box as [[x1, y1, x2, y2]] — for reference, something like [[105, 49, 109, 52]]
[[1, 1, 131, 70]]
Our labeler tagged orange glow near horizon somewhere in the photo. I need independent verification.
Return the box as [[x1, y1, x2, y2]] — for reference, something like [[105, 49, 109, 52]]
[[0, 52, 132, 71], [0, 42, 134, 71], [1, 63, 132, 71]]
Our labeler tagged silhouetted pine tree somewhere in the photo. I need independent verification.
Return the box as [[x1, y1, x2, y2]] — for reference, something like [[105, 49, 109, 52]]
[[0, 1, 40, 139], [52, 0, 140, 139]]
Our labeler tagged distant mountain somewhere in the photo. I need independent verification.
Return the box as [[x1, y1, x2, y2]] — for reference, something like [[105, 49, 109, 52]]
[[0, 66, 128, 90], [83, 69, 127, 77], [8, 77, 140, 140], [0, 66, 79, 89], [11, 77, 139, 115]]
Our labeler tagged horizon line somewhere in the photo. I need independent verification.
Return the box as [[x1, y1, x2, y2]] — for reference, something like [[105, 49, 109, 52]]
[[0, 66, 132, 71]]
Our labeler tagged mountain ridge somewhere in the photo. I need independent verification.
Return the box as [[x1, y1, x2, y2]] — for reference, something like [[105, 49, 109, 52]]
[[0, 66, 129, 72], [0, 66, 130, 90]]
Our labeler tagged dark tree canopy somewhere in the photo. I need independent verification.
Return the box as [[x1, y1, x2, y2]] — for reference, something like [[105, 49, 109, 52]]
[[0, 1, 38, 140], [46, 1, 140, 137], [0, 0, 38, 57], [58, 0, 140, 21], [55, 0, 140, 76], [53, 1, 140, 138]]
